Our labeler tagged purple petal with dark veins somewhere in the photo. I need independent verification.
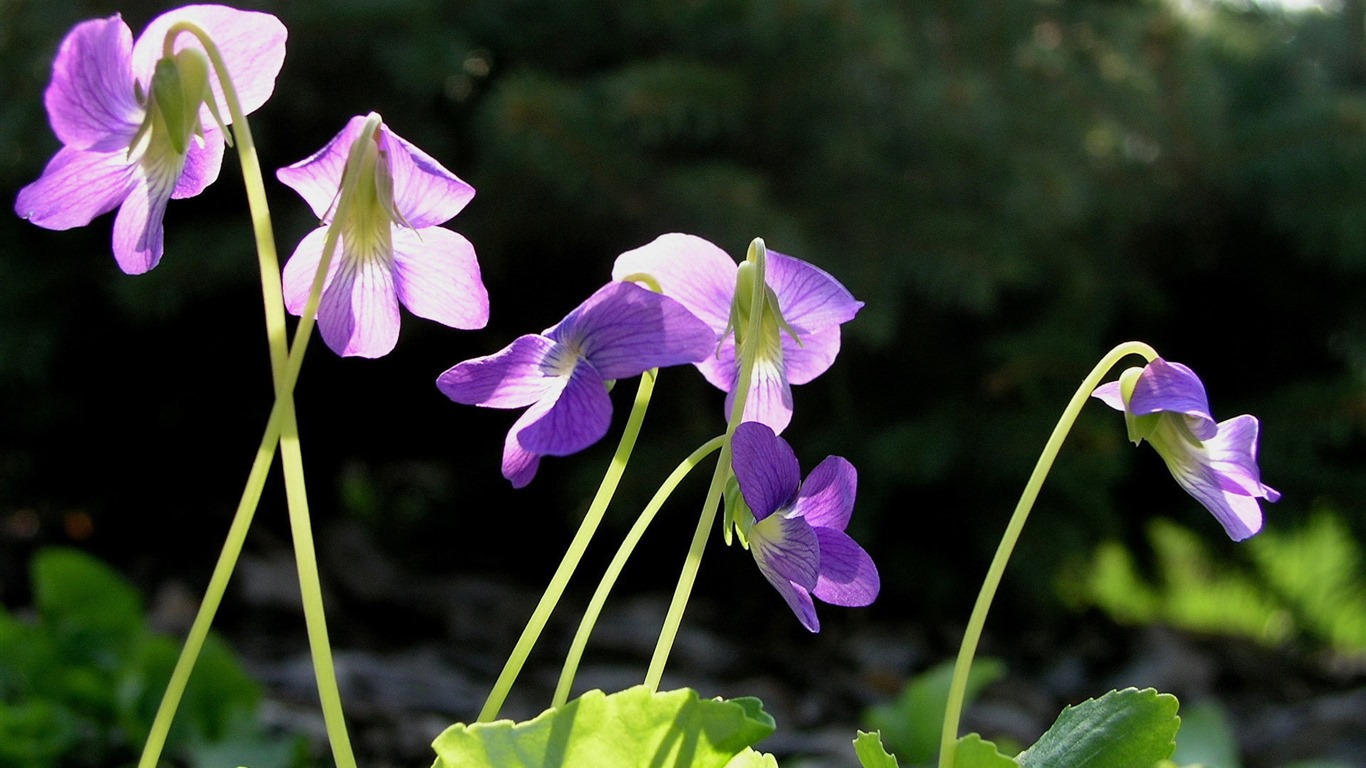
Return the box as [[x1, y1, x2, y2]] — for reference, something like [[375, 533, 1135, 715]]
[[391, 226, 488, 330], [545, 282, 715, 379], [731, 422, 800, 520], [1129, 358, 1217, 440], [610, 233, 736, 334], [277, 115, 366, 220], [794, 455, 857, 532], [44, 15, 142, 152], [436, 335, 561, 409], [15, 146, 135, 230], [766, 250, 863, 334], [811, 527, 879, 607], [378, 124, 475, 228]]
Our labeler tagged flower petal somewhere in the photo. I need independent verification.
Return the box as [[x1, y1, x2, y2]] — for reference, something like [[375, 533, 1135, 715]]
[[15, 146, 135, 230], [133, 4, 287, 122], [378, 124, 475, 228], [811, 527, 879, 607], [723, 353, 794, 434], [547, 282, 715, 380], [1149, 413, 1276, 541], [1206, 414, 1281, 501], [390, 226, 488, 330], [44, 15, 142, 152], [516, 359, 612, 456], [730, 422, 800, 520], [280, 226, 338, 314], [111, 172, 175, 274], [314, 248, 401, 358], [277, 115, 366, 220], [751, 513, 820, 591], [782, 325, 841, 386], [766, 250, 863, 334], [1129, 358, 1217, 440], [502, 406, 547, 488], [170, 127, 224, 199], [794, 455, 856, 531], [436, 334, 561, 408], [1091, 380, 1126, 411], [611, 233, 736, 333]]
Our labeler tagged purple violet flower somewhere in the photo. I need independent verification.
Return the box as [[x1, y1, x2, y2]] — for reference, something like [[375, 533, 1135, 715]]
[[277, 114, 489, 358], [730, 421, 879, 632], [612, 234, 863, 434], [436, 281, 716, 487], [1093, 357, 1280, 541], [15, 5, 287, 274]]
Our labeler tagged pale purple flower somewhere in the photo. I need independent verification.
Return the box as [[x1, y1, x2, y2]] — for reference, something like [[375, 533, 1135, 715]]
[[611, 233, 863, 434], [15, 5, 287, 274], [1093, 357, 1280, 541], [730, 421, 879, 632], [277, 114, 488, 358], [436, 282, 715, 487]]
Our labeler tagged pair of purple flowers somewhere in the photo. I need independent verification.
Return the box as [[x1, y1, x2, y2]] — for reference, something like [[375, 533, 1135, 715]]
[[16, 5, 488, 358]]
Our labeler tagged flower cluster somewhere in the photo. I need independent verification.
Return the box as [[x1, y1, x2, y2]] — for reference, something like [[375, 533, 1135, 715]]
[[1093, 357, 1279, 541]]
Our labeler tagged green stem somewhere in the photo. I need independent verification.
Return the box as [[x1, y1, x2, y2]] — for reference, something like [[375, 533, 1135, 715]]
[[553, 436, 725, 707], [937, 341, 1157, 768], [644, 238, 769, 690], [139, 24, 359, 768], [477, 370, 659, 722]]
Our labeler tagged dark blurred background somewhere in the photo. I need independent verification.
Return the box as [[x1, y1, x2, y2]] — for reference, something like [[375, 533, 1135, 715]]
[[1, 0, 1364, 763]]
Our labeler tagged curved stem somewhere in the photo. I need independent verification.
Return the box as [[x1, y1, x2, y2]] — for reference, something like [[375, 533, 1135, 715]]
[[553, 436, 725, 707], [644, 238, 769, 689], [937, 341, 1157, 768], [478, 370, 659, 722]]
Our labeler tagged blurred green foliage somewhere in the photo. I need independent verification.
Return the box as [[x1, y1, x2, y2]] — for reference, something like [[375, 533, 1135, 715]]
[[0, 548, 304, 767], [863, 657, 1009, 766], [1, 0, 1363, 624]]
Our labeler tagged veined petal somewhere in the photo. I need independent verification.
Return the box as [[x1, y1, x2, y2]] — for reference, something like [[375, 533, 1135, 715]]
[[794, 455, 856, 531], [611, 233, 737, 333], [547, 282, 714, 379], [170, 127, 224, 199], [766, 250, 862, 334], [111, 170, 175, 274], [133, 4, 287, 123], [811, 527, 879, 607], [750, 513, 820, 591], [45, 15, 142, 152], [436, 334, 561, 409], [502, 406, 547, 488], [782, 325, 841, 386], [516, 359, 612, 456], [281, 226, 340, 315], [696, 335, 737, 392], [277, 114, 367, 220], [378, 124, 475, 228], [731, 422, 801, 520], [1205, 415, 1281, 501], [1149, 414, 1275, 541], [1129, 358, 1217, 440], [724, 353, 794, 434], [314, 247, 401, 358], [391, 227, 488, 330], [15, 146, 136, 230]]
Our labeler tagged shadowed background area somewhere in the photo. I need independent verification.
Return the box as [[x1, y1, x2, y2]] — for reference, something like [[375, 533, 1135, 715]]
[[1, 0, 1363, 765]]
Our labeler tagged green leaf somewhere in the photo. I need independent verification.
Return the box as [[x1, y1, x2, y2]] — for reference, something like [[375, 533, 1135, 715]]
[[952, 734, 1017, 768], [853, 730, 900, 768], [32, 548, 144, 660], [723, 747, 780, 767], [1016, 688, 1179, 768], [863, 657, 1006, 763], [431, 686, 776, 768], [1170, 700, 1239, 768]]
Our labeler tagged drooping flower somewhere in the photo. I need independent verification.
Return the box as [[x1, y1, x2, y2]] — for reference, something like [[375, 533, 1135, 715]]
[[15, 5, 287, 274], [276, 113, 488, 358], [436, 281, 715, 487], [1093, 357, 1279, 541], [611, 234, 862, 434], [729, 421, 879, 632]]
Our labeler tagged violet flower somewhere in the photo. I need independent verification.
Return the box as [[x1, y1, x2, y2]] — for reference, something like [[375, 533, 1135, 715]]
[[277, 114, 488, 358], [729, 421, 879, 632], [612, 234, 862, 434], [1093, 357, 1279, 541], [436, 282, 715, 487], [15, 5, 287, 274]]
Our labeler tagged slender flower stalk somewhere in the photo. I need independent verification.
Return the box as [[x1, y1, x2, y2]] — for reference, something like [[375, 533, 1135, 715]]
[[553, 436, 726, 707], [937, 341, 1158, 768], [644, 238, 771, 690]]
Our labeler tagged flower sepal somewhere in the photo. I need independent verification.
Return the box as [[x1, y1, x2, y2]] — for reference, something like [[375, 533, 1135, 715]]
[[722, 473, 753, 548], [147, 48, 216, 156], [1111, 366, 1161, 445]]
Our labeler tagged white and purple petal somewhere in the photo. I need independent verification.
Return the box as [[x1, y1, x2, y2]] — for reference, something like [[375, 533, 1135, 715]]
[[515, 358, 614, 457], [766, 250, 863, 334], [132, 4, 287, 125], [44, 15, 142, 152], [723, 353, 795, 435], [313, 244, 402, 358], [782, 325, 842, 386], [15, 146, 136, 230], [436, 334, 562, 409], [277, 115, 366, 220], [1149, 413, 1277, 541], [611, 233, 736, 333], [810, 527, 879, 607], [111, 170, 176, 274], [170, 128, 225, 199], [391, 226, 488, 330], [378, 124, 475, 228], [793, 455, 857, 532], [730, 422, 801, 520], [1128, 358, 1217, 440], [750, 513, 822, 631], [547, 282, 714, 380]]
